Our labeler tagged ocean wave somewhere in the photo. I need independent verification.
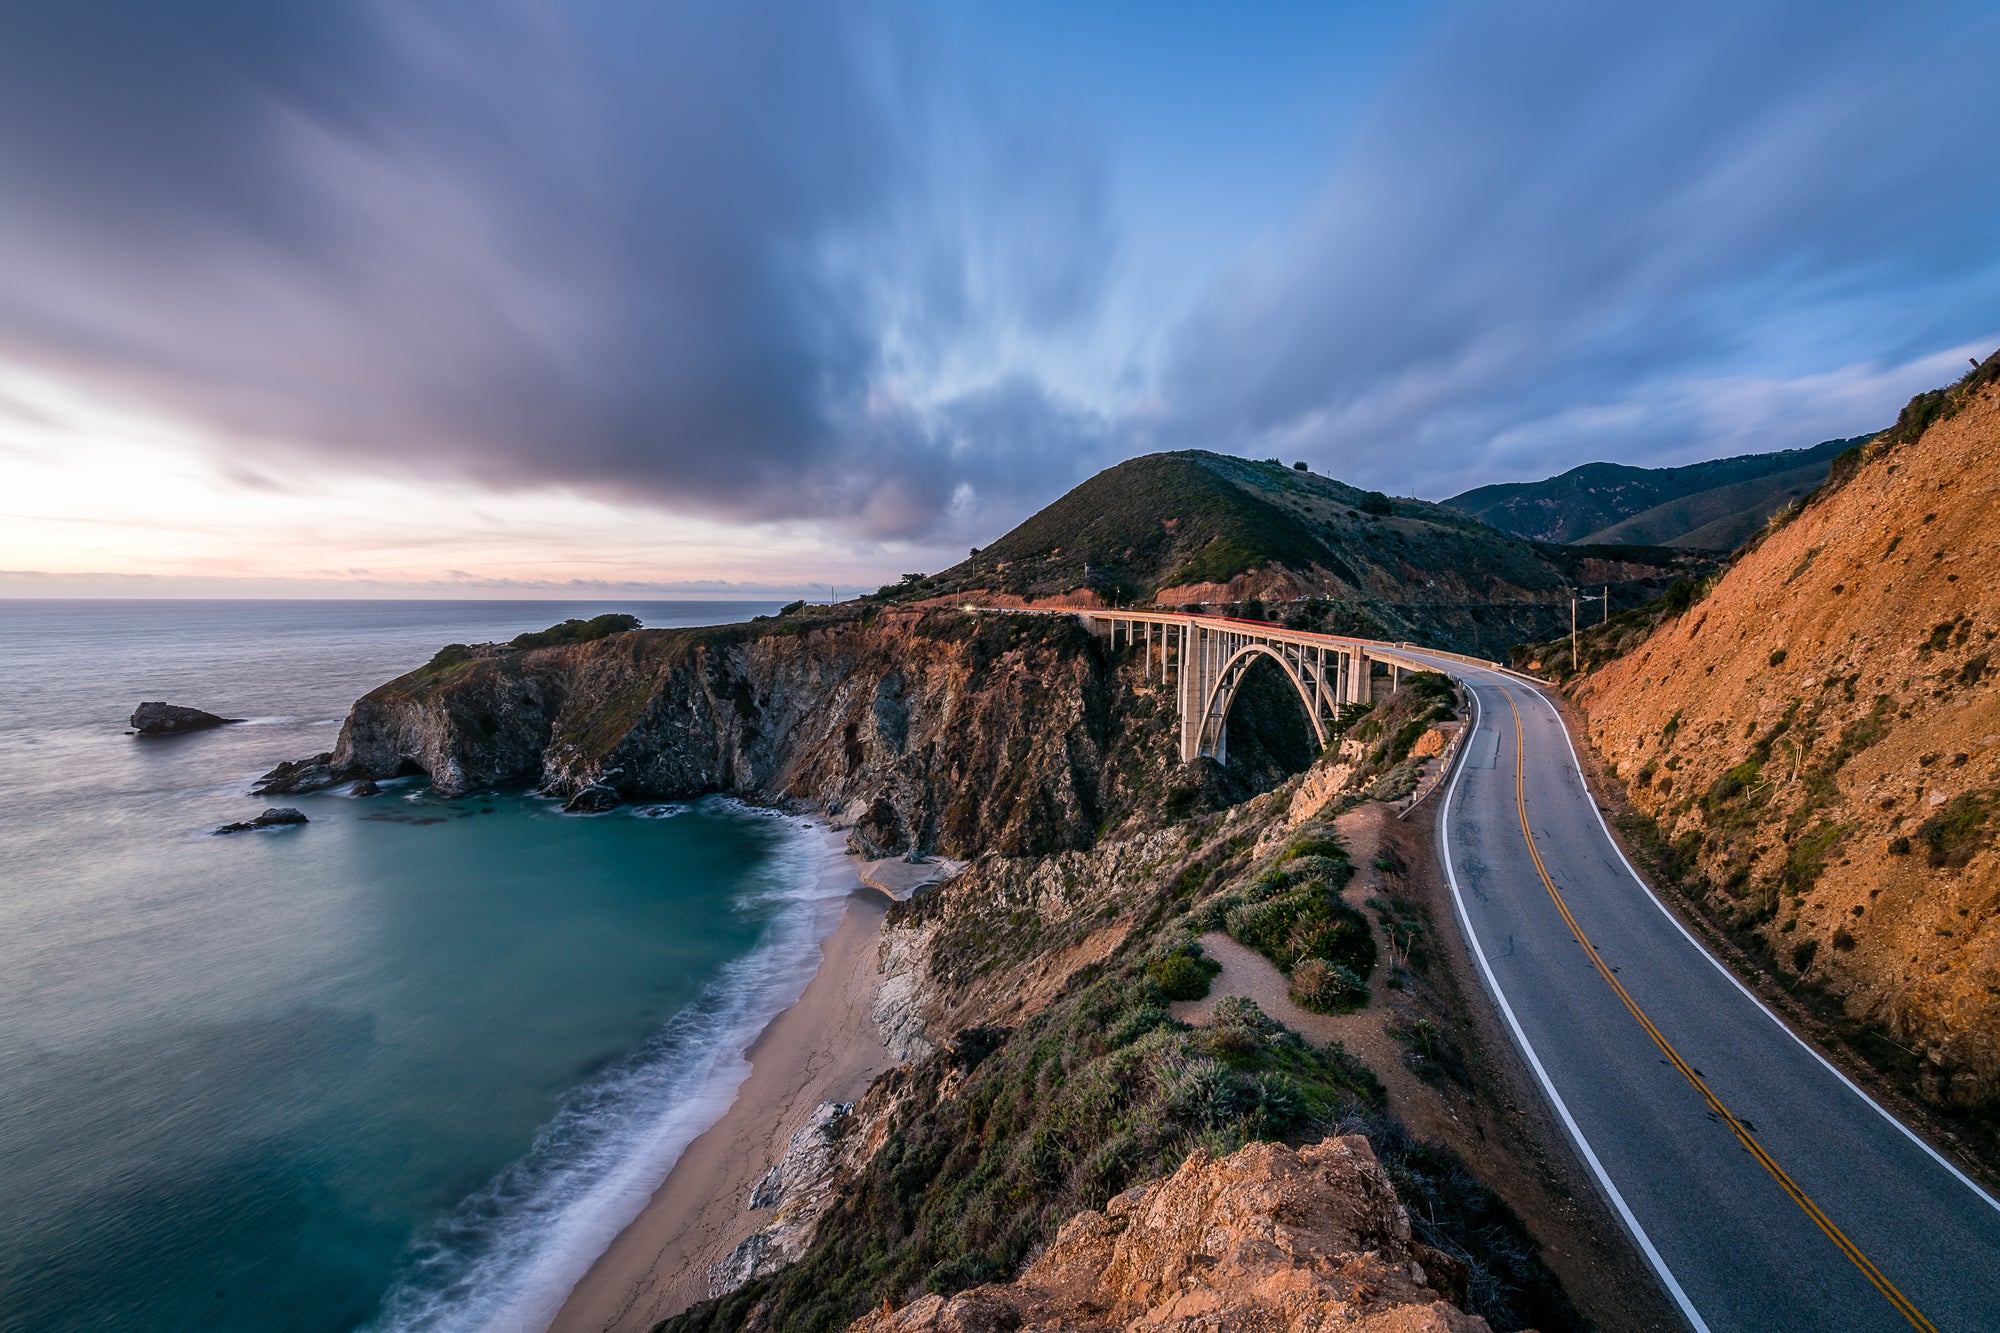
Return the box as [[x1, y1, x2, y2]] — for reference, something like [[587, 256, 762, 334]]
[[363, 810, 842, 1333]]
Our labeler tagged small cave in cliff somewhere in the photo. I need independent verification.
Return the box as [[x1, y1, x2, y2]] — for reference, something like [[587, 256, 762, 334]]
[[1217, 655, 1318, 797]]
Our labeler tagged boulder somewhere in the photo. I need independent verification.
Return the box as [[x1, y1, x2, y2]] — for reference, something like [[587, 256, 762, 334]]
[[214, 807, 310, 835], [564, 784, 622, 814], [349, 779, 382, 797], [846, 1137, 1491, 1333], [130, 702, 240, 735]]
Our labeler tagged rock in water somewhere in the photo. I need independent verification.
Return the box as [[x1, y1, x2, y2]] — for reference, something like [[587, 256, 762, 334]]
[[254, 752, 338, 794], [130, 702, 239, 735], [214, 808, 310, 835], [563, 784, 622, 814], [349, 779, 381, 797]]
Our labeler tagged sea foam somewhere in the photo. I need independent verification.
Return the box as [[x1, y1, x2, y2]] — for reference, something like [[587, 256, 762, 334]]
[[365, 803, 843, 1333]]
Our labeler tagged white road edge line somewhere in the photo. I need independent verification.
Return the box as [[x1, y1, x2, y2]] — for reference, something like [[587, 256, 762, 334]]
[[1435, 675, 1712, 1333], [1516, 680, 2000, 1216]]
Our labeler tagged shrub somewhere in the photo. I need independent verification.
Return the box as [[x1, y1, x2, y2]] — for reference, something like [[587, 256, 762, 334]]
[[1357, 490, 1394, 516], [1916, 792, 1996, 869], [1831, 927, 1857, 951], [1289, 958, 1368, 1013], [1791, 938, 1819, 972], [1147, 951, 1219, 1001], [1660, 578, 1697, 616], [1281, 854, 1352, 888], [1769, 648, 1788, 667]]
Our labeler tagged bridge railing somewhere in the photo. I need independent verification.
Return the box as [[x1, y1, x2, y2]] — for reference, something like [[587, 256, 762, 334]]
[[960, 603, 1549, 685]]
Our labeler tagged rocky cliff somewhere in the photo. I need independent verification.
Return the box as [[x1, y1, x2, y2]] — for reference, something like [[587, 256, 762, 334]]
[[845, 1137, 1495, 1333], [260, 608, 1269, 857], [1575, 353, 2000, 1115]]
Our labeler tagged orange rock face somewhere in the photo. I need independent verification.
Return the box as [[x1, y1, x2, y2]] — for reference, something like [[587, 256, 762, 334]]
[[1580, 379, 2000, 1110], [846, 1137, 1498, 1333]]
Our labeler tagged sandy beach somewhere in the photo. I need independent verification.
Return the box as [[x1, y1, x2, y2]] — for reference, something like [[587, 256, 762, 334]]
[[548, 837, 906, 1333]]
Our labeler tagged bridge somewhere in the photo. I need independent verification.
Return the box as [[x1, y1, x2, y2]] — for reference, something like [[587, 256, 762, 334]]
[[1061, 608, 1493, 763]]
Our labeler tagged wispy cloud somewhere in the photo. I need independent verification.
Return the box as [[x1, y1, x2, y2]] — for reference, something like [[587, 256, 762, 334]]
[[1156, 1, 2000, 495], [1, 1, 1995, 586], [0, 0, 1117, 540]]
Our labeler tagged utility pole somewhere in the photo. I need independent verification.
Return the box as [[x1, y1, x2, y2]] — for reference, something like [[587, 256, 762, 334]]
[[1572, 587, 1607, 669]]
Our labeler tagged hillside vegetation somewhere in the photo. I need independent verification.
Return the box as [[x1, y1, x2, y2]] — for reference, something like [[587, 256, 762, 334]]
[[1446, 435, 1865, 550], [882, 450, 1699, 660], [1568, 349, 2000, 1136]]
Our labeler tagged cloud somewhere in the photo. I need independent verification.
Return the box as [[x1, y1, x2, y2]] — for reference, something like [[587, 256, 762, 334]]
[[0, 0, 1115, 537], [1158, 1, 2000, 495]]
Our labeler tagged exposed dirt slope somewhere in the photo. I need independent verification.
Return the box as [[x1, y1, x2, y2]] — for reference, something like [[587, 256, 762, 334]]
[[1578, 377, 2000, 1114], [845, 1137, 1495, 1333]]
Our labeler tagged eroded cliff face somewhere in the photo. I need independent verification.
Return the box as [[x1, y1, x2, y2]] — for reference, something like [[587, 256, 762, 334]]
[[276, 610, 1227, 857], [845, 1137, 1493, 1333], [1578, 384, 2000, 1112]]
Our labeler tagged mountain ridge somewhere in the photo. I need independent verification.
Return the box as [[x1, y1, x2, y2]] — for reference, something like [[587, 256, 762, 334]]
[[1445, 435, 1868, 549]]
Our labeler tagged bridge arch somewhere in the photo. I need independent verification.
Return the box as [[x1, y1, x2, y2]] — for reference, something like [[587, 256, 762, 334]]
[[1195, 642, 1328, 763]]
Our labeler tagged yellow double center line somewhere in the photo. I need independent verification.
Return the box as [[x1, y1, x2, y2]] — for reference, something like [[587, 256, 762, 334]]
[[1497, 685, 1940, 1333]]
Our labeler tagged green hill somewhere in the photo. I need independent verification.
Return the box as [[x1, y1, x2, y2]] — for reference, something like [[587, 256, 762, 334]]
[[1443, 435, 1868, 549], [881, 451, 1703, 659]]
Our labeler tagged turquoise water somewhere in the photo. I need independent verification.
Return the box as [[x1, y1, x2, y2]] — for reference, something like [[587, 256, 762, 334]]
[[0, 601, 848, 1333]]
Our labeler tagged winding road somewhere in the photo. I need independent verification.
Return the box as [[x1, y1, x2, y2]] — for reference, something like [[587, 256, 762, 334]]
[[1396, 650, 2000, 1333]]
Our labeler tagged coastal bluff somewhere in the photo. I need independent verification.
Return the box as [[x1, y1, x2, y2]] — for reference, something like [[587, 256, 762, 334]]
[[256, 609, 1245, 857]]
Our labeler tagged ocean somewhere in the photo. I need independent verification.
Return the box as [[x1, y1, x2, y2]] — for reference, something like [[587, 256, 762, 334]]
[[0, 599, 848, 1333]]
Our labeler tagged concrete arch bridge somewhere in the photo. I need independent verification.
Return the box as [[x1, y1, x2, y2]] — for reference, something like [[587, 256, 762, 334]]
[[972, 607, 1498, 764]]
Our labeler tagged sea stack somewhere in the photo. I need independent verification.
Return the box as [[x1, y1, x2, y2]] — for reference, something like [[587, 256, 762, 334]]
[[130, 702, 240, 735], [213, 808, 310, 835]]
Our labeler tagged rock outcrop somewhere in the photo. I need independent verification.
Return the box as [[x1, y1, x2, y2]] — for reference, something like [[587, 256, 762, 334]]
[[1578, 362, 2000, 1111], [709, 1101, 855, 1298], [254, 752, 339, 794], [845, 1137, 1493, 1333], [131, 702, 239, 735], [213, 807, 309, 834], [259, 611, 1226, 857]]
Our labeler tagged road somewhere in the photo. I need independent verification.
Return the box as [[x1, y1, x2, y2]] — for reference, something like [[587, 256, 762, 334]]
[[1393, 649, 2000, 1333]]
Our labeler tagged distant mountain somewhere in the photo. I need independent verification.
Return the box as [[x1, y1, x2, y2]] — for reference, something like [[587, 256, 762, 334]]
[[893, 450, 1704, 659], [1443, 435, 1870, 549]]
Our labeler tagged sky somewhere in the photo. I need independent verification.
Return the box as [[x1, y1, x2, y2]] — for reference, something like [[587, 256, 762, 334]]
[[2, 1, 1996, 598]]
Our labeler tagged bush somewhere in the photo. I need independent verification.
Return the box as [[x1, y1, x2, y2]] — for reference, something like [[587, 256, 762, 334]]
[[1916, 792, 1996, 868], [1289, 958, 1368, 1013], [1769, 648, 1788, 667], [1147, 951, 1219, 1001], [1660, 578, 1697, 616], [1226, 883, 1376, 987]]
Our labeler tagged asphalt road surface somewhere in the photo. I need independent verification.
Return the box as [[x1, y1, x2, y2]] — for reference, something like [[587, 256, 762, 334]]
[[1395, 650, 2000, 1333]]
